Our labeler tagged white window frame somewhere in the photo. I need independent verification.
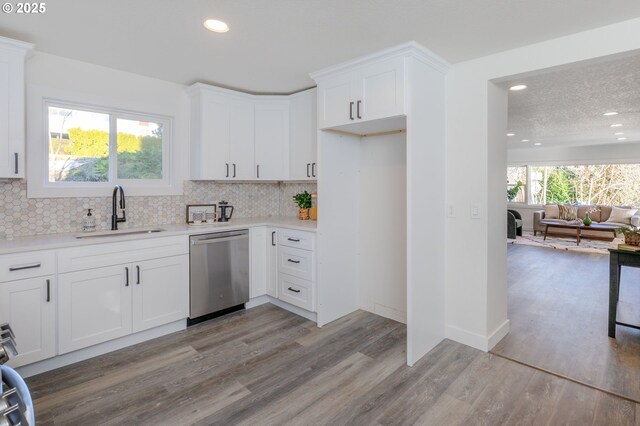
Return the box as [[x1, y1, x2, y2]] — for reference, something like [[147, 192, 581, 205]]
[[27, 87, 182, 198]]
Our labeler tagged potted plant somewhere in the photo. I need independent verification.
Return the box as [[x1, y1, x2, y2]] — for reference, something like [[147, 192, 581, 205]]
[[293, 191, 312, 220], [507, 181, 523, 202]]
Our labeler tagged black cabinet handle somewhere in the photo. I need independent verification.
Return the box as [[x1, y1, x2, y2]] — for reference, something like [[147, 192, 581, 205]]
[[357, 100, 362, 119], [257, 164, 260, 179], [288, 287, 301, 293], [349, 102, 354, 120], [226, 163, 229, 178], [9, 263, 41, 272], [233, 163, 236, 178], [287, 238, 300, 242], [136, 265, 140, 284], [14, 153, 18, 174], [46, 279, 50, 302], [311, 163, 316, 177], [271, 231, 276, 246], [307, 163, 310, 178], [287, 259, 301, 264], [125, 267, 129, 286]]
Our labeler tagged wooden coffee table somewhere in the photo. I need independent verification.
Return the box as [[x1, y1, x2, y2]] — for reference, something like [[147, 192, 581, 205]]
[[540, 220, 619, 246]]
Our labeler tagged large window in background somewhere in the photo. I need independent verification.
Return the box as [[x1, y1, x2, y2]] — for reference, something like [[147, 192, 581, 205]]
[[507, 166, 527, 203], [47, 103, 168, 185], [512, 164, 640, 206]]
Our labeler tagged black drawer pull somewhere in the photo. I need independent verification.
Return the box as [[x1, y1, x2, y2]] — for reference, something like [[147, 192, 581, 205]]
[[288, 287, 301, 293], [287, 259, 300, 264], [287, 238, 300, 242], [9, 263, 41, 272]]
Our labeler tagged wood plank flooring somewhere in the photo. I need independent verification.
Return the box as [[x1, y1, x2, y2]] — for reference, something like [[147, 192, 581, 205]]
[[28, 303, 639, 425], [493, 244, 640, 403]]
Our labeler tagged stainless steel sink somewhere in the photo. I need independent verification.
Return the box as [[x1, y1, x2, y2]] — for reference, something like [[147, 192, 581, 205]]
[[75, 228, 165, 239]]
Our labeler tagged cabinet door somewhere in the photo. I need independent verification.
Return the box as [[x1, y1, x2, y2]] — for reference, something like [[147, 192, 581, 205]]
[[0, 52, 25, 178], [250, 227, 267, 298], [289, 89, 317, 180], [359, 57, 405, 123], [266, 228, 278, 297], [132, 255, 189, 333], [255, 101, 289, 180], [317, 74, 355, 130], [228, 99, 255, 180], [0, 276, 55, 367], [196, 94, 231, 180], [58, 265, 132, 354]]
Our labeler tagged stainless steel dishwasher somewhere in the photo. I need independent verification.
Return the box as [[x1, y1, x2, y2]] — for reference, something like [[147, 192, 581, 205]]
[[189, 230, 250, 324]]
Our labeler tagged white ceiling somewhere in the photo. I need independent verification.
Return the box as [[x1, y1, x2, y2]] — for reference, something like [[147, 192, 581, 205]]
[[2, 0, 640, 93], [506, 53, 640, 150]]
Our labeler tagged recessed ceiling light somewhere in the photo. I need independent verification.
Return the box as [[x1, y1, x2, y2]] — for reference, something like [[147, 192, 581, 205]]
[[204, 19, 229, 33], [509, 85, 527, 91], [506, 133, 515, 136], [615, 132, 625, 136], [610, 123, 623, 128], [603, 111, 618, 116], [617, 137, 627, 141], [534, 142, 542, 146], [521, 139, 529, 142]]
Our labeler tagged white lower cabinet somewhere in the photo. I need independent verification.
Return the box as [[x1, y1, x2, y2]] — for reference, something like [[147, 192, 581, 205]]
[[133, 255, 189, 333], [250, 227, 267, 298], [57, 236, 189, 355], [276, 229, 316, 312], [278, 273, 314, 311], [266, 228, 278, 298], [58, 265, 132, 354], [0, 276, 56, 367]]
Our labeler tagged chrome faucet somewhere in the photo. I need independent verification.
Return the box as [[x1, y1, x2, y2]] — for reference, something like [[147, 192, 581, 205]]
[[111, 185, 126, 230]]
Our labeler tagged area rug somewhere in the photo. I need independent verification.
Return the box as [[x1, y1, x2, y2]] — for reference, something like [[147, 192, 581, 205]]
[[507, 231, 617, 255]]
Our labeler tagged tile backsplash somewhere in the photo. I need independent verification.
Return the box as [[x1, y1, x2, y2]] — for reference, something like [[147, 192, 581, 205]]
[[0, 180, 316, 239]]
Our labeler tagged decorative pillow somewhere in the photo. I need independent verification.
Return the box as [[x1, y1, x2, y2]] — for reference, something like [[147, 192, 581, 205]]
[[543, 204, 559, 219], [558, 204, 577, 221], [606, 206, 638, 225]]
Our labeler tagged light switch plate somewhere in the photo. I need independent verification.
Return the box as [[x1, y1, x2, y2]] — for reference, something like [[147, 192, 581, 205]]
[[470, 203, 480, 219]]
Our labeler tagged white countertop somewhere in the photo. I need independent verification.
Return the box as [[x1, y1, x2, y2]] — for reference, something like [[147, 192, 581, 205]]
[[0, 216, 317, 255]]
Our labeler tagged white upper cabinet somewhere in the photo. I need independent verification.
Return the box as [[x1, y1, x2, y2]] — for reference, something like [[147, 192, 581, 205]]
[[312, 54, 406, 131], [0, 37, 32, 178], [289, 88, 317, 180], [190, 87, 254, 180], [254, 100, 289, 180], [190, 84, 293, 181]]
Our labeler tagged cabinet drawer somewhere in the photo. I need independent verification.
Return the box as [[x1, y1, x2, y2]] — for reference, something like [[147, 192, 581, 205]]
[[278, 229, 315, 251], [278, 246, 314, 281], [58, 236, 189, 273], [278, 273, 314, 312], [0, 250, 55, 282]]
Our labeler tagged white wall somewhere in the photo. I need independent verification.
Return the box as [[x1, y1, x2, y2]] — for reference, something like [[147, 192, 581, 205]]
[[446, 17, 640, 351], [358, 133, 406, 324], [25, 52, 190, 197]]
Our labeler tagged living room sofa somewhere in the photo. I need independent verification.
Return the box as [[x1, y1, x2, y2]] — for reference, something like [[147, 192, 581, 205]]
[[533, 204, 640, 237]]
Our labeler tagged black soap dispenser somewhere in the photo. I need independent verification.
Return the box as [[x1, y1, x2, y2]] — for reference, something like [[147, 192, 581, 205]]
[[82, 209, 96, 232]]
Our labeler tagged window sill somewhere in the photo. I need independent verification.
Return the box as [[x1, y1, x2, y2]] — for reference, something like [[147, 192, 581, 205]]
[[27, 183, 183, 199]]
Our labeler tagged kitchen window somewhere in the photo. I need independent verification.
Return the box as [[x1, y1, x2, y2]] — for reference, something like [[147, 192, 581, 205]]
[[27, 96, 180, 198], [47, 103, 169, 185]]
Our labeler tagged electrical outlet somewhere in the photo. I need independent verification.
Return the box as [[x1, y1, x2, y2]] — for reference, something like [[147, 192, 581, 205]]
[[448, 204, 455, 218]]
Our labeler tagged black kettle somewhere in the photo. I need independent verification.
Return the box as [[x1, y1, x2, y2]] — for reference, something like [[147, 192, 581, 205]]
[[217, 201, 234, 222]]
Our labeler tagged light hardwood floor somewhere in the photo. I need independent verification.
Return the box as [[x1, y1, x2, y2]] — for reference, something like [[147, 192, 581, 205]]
[[494, 244, 640, 403], [28, 302, 639, 425]]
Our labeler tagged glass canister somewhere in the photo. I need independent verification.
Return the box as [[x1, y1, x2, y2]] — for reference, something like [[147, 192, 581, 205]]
[[310, 192, 318, 221]]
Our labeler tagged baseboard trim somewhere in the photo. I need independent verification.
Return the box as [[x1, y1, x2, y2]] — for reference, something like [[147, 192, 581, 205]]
[[266, 297, 318, 322], [16, 320, 186, 378], [445, 320, 510, 352], [487, 319, 510, 350], [246, 295, 270, 309]]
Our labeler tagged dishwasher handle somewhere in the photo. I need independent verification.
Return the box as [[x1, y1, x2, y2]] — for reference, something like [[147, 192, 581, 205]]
[[191, 234, 247, 245]]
